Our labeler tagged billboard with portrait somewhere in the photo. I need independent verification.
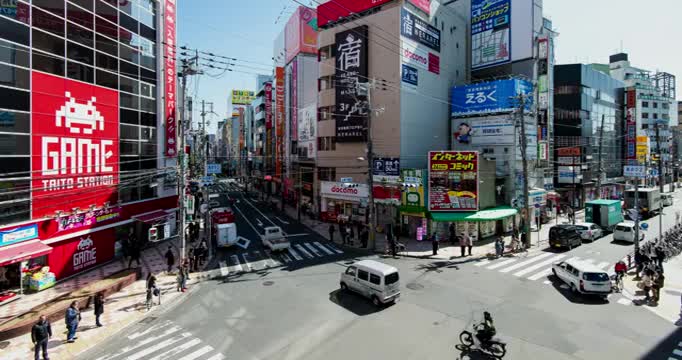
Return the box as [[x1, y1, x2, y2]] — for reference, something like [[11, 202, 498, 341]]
[[428, 151, 479, 212]]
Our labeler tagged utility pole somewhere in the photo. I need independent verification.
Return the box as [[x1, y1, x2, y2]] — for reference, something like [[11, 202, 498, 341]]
[[515, 93, 532, 248], [596, 114, 605, 199], [178, 54, 198, 261], [656, 123, 664, 241], [359, 80, 376, 251]]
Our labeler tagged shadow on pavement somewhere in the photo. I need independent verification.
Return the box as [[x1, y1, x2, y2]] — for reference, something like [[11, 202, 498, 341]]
[[638, 326, 682, 360], [328, 289, 387, 316], [547, 274, 609, 305], [414, 260, 462, 273], [610, 239, 635, 246], [454, 344, 500, 360]]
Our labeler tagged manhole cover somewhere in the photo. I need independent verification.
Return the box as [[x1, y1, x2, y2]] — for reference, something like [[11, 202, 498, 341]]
[[406, 283, 424, 290], [139, 316, 157, 324], [263, 281, 274, 286]]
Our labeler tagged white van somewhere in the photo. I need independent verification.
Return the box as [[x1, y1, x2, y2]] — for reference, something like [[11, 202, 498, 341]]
[[613, 222, 641, 243], [261, 226, 290, 251], [340, 260, 400, 306], [551, 258, 611, 299]]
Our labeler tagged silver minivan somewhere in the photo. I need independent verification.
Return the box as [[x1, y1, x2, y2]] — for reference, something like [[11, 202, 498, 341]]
[[340, 260, 400, 306]]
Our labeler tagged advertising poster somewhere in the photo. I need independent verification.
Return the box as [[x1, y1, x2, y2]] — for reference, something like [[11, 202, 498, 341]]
[[335, 25, 368, 142], [401, 64, 418, 91], [164, 0, 177, 157], [452, 116, 514, 146], [265, 83, 273, 129], [231, 90, 256, 105], [401, 39, 429, 71], [285, 6, 318, 63], [626, 89, 637, 163], [276, 67, 285, 177], [57, 207, 121, 232], [451, 79, 533, 117], [400, 7, 440, 52], [0, 224, 38, 247], [428, 151, 479, 211], [407, 0, 430, 15], [31, 72, 119, 219], [292, 59, 298, 141], [298, 104, 317, 159], [471, 0, 511, 69], [47, 228, 116, 279], [318, 0, 392, 27]]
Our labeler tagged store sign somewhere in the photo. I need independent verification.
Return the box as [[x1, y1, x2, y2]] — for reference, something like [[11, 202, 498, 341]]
[[317, 0, 392, 27], [428, 53, 440, 74], [320, 181, 369, 199], [57, 207, 121, 232], [558, 166, 582, 184], [451, 79, 533, 117], [401, 64, 418, 90], [428, 151, 479, 211], [335, 26, 369, 142], [31, 72, 119, 219], [401, 8, 440, 52], [471, 0, 510, 69], [276, 67, 285, 175], [538, 37, 549, 59], [455, 116, 514, 145], [284, 6, 318, 64], [164, 0, 177, 157], [231, 90, 256, 105], [373, 158, 400, 177], [292, 60, 298, 141], [0, 224, 38, 247], [401, 40, 429, 71], [298, 104, 317, 159], [407, 0, 430, 14], [538, 141, 549, 161], [207, 163, 222, 174], [265, 83, 273, 129], [48, 228, 115, 279], [624, 165, 646, 178], [626, 89, 637, 162]]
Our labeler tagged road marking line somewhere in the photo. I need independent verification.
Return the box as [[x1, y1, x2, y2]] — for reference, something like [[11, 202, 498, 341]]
[[295, 244, 314, 258], [177, 345, 214, 360], [251, 251, 269, 269], [284, 233, 310, 238], [147, 338, 202, 360], [527, 268, 553, 281], [97, 326, 183, 360], [233, 204, 262, 236], [304, 242, 324, 257], [325, 242, 344, 254], [314, 242, 335, 255], [513, 255, 566, 277], [275, 216, 289, 224], [229, 255, 243, 273], [128, 332, 192, 360], [127, 320, 173, 340], [474, 259, 493, 267], [543, 280, 551, 284], [240, 196, 278, 227], [204, 353, 226, 360], [287, 247, 303, 261], [264, 249, 281, 266], [219, 261, 229, 277], [498, 253, 554, 273], [596, 261, 610, 270], [486, 259, 517, 270], [241, 254, 252, 272], [280, 252, 293, 262], [617, 298, 632, 306]]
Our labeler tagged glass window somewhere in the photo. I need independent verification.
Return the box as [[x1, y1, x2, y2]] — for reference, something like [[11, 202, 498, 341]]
[[385, 272, 399, 284], [119, 44, 139, 64], [140, 111, 154, 126], [67, 40, 93, 65], [140, 67, 155, 84], [642, 113, 649, 119], [33, 0, 65, 17], [0, 63, 29, 90], [358, 269, 369, 281], [119, 75, 138, 94], [0, 14, 29, 46], [67, 22, 93, 47], [140, 82, 153, 97], [95, 0, 117, 22], [369, 273, 381, 285], [0, 111, 29, 133], [120, 92, 139, 109], [32, 29, 64, 56], [32, 7, 64, 36], [67, 3, 93, 28], [119, 12, 138, 34], [0, 86, 29, 111], [345, 266, 356, 276], [120, 60, 138, 79], [95, 50, 117, 71], [1, 1, 30, 25], [583, 272, 609, 282], [140, 97, 155, 113], [0, 39, 29, 67], [119, 0, 136, 17], [121, 108, 139, 125], [32, 50, 65, 77], [69, 0, 93, 12], [95, 68, 117, 89], [138, 8, 154, 29], [95, 16, 117, 40], [120, 124, 139, 140], [642, 101, 649, 107], [140, 23, 155, 42], [140, 127, 156, 141], [120, 140, 139, 155], [119, 185, 139, 202], [140, 158, 155, 169], [141, 143, 156, 156], [66, 61, 94, 83], [0, 134, 29, 155], [0, 199, 30, 226], [95, 34, 117, 56], [0, 180, 29, 202]]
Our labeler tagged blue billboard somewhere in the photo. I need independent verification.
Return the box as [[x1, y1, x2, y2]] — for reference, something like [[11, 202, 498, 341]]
[[451, 79, 533, 117]]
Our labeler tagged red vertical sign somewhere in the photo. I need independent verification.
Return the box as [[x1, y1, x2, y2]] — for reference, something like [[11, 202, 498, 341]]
[[626, 89, 636, 162], [275, 68, 285, 179], [164, 0, 177, 157], [265, 83, 273, 129], [292, 60, 298, 141]]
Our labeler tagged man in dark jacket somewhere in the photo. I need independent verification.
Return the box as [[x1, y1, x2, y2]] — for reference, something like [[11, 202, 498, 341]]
[[32, 314, 52, 360], [164, 246, 175, 273], [328, 224, 335, 242], [94, 292, 104, 327], [65, 301, 80, 343], [655, 246, 665, 270]]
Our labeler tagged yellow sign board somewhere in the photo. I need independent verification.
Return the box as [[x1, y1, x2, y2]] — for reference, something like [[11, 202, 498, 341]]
[[636, 136, 648, 145], [231, 90, 255, 105]]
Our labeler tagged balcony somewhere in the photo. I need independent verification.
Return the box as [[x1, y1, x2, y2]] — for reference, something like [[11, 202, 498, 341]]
[[319, 57, 335, 78], [318, 88, 335, 107]]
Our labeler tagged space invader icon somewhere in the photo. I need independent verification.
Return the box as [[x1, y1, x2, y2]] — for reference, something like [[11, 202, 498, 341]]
[[55, 91, 105, 135]]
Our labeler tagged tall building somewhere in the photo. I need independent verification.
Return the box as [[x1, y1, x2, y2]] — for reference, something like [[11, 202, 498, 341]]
[[0, 0, 178, 281], [553, 64, 625, 206], [250, 80, 273, 191]]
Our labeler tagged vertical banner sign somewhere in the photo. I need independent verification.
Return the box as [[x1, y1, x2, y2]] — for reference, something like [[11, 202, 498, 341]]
[[428, 151, 479, 211], [335, 25, 369, 142], [164, 0, 177, 157], [31, 72, 120, 219], [265, 83, 273, 130], [275, 67, 285, 178], [626, 89, 636, 163], [471, 0, 511, 70], [292, 60, 298, 141]]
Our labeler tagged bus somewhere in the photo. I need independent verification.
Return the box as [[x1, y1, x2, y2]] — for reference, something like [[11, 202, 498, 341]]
[[624, 187, 661, 218]]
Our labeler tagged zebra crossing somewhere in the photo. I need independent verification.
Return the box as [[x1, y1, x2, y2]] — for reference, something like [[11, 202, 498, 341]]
[[94, 320, 224, 360], [219, 241, 344, 275], [472, 251, 626, 283]]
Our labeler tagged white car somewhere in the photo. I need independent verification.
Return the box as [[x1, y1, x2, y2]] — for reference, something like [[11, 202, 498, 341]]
[[340, 260, 400, 306], [574, 222, 603, 242], [552, 258, 611, 299], [613, 221, 641, 243], [662, 194, 674, 207], [261, 226, 290, 251]]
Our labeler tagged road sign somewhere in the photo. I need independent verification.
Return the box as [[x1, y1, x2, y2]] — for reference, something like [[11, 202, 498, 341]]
[[623, 165, 646, 178], [207, 163, 222, 174], [640, 222, 649, 230], [650, 168, 659, 177]]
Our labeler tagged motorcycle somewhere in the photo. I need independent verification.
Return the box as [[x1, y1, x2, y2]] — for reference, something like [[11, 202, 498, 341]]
[[458, 317, 507, 359]]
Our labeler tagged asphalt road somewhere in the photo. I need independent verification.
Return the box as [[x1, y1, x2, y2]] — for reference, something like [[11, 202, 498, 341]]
[[79, 184, 682, 360]]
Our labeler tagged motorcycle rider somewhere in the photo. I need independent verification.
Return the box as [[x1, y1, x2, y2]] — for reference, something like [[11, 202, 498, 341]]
[[476, 311, 496, 344]]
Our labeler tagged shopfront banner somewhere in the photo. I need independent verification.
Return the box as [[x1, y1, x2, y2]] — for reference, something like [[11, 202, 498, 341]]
[[57, 207, 122, 232], [47, 228, 115, 279], [0, 224, 38, 247], [164, 0, 177, 157], [320, 181, 368, 200], [451, 79, 533, 117], [428, 151, 479, 211]]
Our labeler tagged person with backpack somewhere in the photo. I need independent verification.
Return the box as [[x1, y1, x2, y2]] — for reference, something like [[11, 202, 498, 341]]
[[164, 246, 175, 274], [31, 315, 52, 360]]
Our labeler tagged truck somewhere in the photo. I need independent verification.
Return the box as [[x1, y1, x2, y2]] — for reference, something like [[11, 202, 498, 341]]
[[262, 226, 290, 251], [584, 199, 623, 232], [624, 187, 661, 218], [211, 208, 237, 248]]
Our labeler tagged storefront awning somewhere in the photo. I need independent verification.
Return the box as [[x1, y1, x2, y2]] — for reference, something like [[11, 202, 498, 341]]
[[0, 240, 52, 267], [430, 206, 518, 222], [133, 210, 172, 224]]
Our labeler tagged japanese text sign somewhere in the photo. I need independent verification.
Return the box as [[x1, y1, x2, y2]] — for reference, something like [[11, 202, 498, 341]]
[[428, 151, 479, 212], [335, 26, 368, 142], [164, 0, 176, 157]]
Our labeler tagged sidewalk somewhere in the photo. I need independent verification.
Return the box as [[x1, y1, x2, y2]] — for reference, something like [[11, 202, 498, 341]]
[[1, 235, 213, 360], [622, 255, 682, 325]]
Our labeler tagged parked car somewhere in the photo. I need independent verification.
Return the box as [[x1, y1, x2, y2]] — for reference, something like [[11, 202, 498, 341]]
[[574, 222, 603, 242], [549, 225, 582, 250], [613, 221, 642, 243], [340, 260, 400, 306], [261, 226, 290, 251], [662, 194, 674, 207], [552, 258, 611, 299]]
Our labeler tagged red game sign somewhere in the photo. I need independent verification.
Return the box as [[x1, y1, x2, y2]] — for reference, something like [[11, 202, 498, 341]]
[[31, 72, 119, 219], [47, 228, 116, 279], [164, 0, 177, 157], [428, 151, 479, 212]]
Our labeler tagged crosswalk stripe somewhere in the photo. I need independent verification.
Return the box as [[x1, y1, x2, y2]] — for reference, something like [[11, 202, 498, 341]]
[[229, 255, 243, 273], [527, 268, 553, 281], [287, 246, 304, 260], [177, 345, 213, 360], [325, 242, 344, 254], [314, 241, 335, 255], [146, 338, 202, 360], [486, 259, 517, 270], [241, 254, 252, 272], [279, 252, 293, 262], [127, 332, 192, 360], [127, 320, 173, 340], [513, 255, 566, 277], [99, 325, 181, 360], [264, 249, 281, 266], [474, 259, 493, 267], [499, 253, 554, 273], [304, 242, 324, 257], [204, 353, 226, 360], [295, 244, 315, 258], [596, 261, 610, 270], [219, 261, 229, 277], [251, 251, 270, 270]]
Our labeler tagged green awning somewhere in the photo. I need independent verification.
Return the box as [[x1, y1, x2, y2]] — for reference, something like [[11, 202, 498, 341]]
[[585, 199, 621, 206], [430, 206, 518, 222]]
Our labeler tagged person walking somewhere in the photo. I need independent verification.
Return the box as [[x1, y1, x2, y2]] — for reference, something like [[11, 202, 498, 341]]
[[640, 270, 654, 303], [164, 246, 175, 274], [495, 237, 504, 258], [328, 224, 336, 243], [198, 241, 208, 267], [653, 271, 665, 303], [360, 227, 368, 248], [31, 314, 52, 360], [128, 240, 141, 269], [94, 292, 104, 327], [431, 232, 439, 256], [449, 223, 456, 246], [655, 245, 665, 270], [349, 225, 355, 246], [65, 301, 80, 343], [466, 233, 473, 256], [339, 223, 347, 244], [176, 266, 185, 292], [459, 233, 468, 257]]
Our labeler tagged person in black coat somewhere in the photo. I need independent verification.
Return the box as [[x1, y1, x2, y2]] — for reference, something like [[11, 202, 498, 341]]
[[655, 246, 665, 270], [164, 246, 175, 274], [94, 292, 104, 327], [31, 314, 52, 360], [328, 224, 336, 242]]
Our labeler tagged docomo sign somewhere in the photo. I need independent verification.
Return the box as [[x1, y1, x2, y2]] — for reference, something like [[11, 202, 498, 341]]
[[317, 0, 393, 27], [164, 0, 177, 157], [31, 72, 119, 219], [320, 181, 369, 199]]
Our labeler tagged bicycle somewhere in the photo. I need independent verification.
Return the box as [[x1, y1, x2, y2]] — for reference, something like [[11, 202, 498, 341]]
[[611, 272, 624, 292]]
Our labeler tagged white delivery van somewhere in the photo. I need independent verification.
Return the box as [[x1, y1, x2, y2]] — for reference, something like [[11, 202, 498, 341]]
[[216, 223, 237, 248], [262, 226, 290, 251], [340, 260, 400, 306], [552, 258, 612, 299]]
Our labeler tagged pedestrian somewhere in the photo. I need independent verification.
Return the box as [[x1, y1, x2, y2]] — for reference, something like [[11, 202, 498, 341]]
[[634, 249, 644, 278], [339, 222, 346, 244], [361, 228, 368, 248], [164, 246, 175, 274], [128, 240, 140, 269], [349, 225, 355, 245], [188, 247, 195, 272], [459, 233, 468, 257], [655, 245, 665, 270], [640, 270, 653, 302], [495, 237, 504, 258], [93, 292, 104, 327], [431, 232, 439, 256], [176, 266, 185, 292], [653, 271, 665, 303], [328, 224, 336, 242], [389, 232, 396, 257], [449, 223, 457, 246], [65, 301, 80, 343], [31, 314, 52, 360], [466, 233, 473, 256], [198, 241, 208, 267], [676, 211, 681, 224]]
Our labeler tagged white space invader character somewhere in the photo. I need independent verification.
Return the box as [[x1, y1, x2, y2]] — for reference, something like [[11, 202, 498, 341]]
[[56, 91, 105, 135]]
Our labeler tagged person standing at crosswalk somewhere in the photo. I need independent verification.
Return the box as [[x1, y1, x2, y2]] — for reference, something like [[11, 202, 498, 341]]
[[65, 301, 80, 343], [328, 224, 336, 243], [31, 315, 51, 360], [459, 233, 468, 257]]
